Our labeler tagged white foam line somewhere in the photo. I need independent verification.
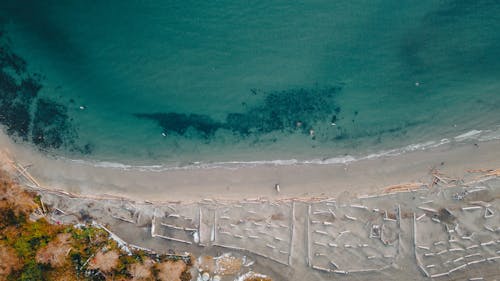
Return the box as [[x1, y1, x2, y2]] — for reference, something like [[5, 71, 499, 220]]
[[62, 126, 500, 171], [454, 130, 482, 141]]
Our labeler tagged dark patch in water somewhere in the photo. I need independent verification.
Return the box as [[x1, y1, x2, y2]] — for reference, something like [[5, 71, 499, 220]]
[[400, 1, 500, 77], [32, 98, 76, 149], [0, 28, 90, 153], [0, 36, 37, 140], [134, 112, 222, 138], [232, 87, 341, 135], [135, 87, 342, 140]]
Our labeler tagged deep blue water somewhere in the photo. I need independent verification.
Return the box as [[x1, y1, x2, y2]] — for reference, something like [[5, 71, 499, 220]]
[[1, 0, 499, 166]]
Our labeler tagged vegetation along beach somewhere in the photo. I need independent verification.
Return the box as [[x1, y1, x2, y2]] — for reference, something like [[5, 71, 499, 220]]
[[1, 1, 499, 280]]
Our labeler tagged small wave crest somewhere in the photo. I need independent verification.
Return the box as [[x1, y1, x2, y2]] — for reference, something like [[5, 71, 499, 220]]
[[65, 126, 500, 172]]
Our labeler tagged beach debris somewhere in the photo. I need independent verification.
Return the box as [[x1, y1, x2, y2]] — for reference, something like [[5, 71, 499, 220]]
[[314, 241, 327, 247], [370, 225, 381, 239], [314, 230, 328, 236], [462, 206, 482, 211], [201, 272, 210, 281], [435, 208, 455, 223], [383, 182, 424, 193], [350, 204, 368, 210], [337, 230, 350, 239], [266, 244, 276, 250], [95, 223, 132, 255], [484, 207, 494, 218], [275, 184, 280, 193], [418, 206, 438, 213], [468, 168, 500, 179], [431, 217, 440, 223], [416, 214, 426, 221], [383, 210, 396, 222], [484, 224, 495, 232], [344, 214, 357, 221], [480, 240, 495, 247], [214, 253, 242, 275], [433, 241, 445, 246], [9, 153, 500, 279], [328, 208, 337, 218], [452, 191, 468, 201], [153, 233, 192, 245], [235, 271, 271, 281]]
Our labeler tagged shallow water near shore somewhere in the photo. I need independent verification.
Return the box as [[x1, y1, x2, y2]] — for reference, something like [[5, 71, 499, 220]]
[[1, 1, 499, 167]]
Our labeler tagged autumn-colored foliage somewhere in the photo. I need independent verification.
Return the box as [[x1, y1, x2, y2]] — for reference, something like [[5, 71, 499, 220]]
[[36, 233, 73, 267], [0, 169, 192, 281], [0, 243, 22, 280], [88, 250, 120, 272], [155, 260, 187, 281], [128, 258, 154, 281]]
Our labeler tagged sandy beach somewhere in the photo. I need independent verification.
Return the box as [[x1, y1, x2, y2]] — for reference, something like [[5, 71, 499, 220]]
[[1, 129, 500, 203], [2, 129, 500, 281], [1, 2, 499, 279]]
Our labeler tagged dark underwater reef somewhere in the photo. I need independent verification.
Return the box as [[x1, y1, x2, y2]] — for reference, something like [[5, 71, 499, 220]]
[[135, 86, 342, 141], [0, 28, 90, 153]]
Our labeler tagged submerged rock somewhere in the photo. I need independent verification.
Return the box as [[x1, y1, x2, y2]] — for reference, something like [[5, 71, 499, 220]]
[[0, 27, 87, 152], [135, 86, 342, 142]]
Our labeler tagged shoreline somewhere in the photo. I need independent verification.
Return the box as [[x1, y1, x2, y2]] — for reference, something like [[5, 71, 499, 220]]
[[2, 130, 500, 281], [1, 130, 500, 203]]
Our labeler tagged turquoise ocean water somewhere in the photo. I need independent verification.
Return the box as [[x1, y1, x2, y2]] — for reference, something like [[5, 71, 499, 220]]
[[1, 0, 499, 167]]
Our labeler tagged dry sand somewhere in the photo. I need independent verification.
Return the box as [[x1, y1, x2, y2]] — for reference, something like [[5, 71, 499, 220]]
[[1, 129, 500, 281], [1, 130, 500, 203]]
